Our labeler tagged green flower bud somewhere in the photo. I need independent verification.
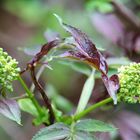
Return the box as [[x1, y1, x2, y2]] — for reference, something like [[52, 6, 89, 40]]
[[117, 63, 140, 103], [0, 48, 20, 94]]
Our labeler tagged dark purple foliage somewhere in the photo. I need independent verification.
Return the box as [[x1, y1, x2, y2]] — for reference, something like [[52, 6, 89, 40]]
[[58, 21, 119, 104], [23, 16, 119, 105]]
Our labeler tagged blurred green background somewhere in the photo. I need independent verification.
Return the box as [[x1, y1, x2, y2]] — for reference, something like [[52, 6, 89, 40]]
[[0, 0, 140, 140]]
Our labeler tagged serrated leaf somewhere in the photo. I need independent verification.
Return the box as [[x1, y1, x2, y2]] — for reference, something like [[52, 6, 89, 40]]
[[0, 99, 21, 124], [18, 98, 39, 117], [76, 69, 95, 114], [33, 129, 69, 140], [74, 131, 97, 140], [32, 123, 70, 140], [75, 119, 116, 132]]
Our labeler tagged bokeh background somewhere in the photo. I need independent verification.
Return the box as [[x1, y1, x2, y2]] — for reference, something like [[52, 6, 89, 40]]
[[0, 0, 140, 140]]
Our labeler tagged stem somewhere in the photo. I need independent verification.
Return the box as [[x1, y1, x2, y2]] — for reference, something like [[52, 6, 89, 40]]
[[74, 97, 113, 121], [30, 66, 55, 124], [17, 75, 42, 116], [30, 65, 45, 92]]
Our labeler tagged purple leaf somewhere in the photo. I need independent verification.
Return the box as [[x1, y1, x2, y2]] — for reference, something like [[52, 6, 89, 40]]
[[27, 14, 120, 104], [58, 21, 108, 75], [27, 39, 62, 67], [0, 98, 21, 124], [109, 74, 120, 92], [54, 14, 119, 103], [102, 74, 119, 104]]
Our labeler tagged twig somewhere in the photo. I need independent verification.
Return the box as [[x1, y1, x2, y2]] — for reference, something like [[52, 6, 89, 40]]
[[30, 66, 55, 124]]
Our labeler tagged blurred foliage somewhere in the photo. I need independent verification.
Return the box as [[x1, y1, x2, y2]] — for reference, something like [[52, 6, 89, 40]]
[[46, 84, 74, 112], [4, 0, 48, 24], [86, 0, 113, 13]]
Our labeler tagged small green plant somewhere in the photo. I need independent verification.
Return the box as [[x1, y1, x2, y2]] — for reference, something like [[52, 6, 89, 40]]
[[0, 15, 139, 140]]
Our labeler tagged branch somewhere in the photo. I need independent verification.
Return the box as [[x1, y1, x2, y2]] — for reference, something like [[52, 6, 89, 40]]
[[30, 66, 55, 124]]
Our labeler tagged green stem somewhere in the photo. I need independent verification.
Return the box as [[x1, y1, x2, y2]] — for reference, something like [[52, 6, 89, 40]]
[[74, 97, 113, 121], [17, 75, 42, 116]]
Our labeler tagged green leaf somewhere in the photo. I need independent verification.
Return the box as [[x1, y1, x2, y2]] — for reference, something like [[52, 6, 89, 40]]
[[75, 119, 116, 132], [107, 57, 131, 69], [59, 60, 92, 76], [0, 99, 21, 125], [18, 98, 39, 117], [46, 84, 73, 112], [86, 0, 113, 13], [32, 123, 70, 140], [18, 99, 49, 126], [53, 13, 63, 26], [33, 129, 69, 140], [76, 69, 95, 114], [33, 107, 49, 126], [51, 105, 63, 122], [70, 62, 92, 76], [74, 131, 97, 140]]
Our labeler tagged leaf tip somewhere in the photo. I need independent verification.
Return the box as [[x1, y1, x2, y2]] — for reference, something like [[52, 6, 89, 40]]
[[113, 98, 117, 105], [17, 121, 22, 126], [53, 13, 63, 25]]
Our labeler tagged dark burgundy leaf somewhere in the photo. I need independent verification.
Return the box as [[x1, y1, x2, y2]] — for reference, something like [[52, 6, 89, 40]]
[[24, 15, 120, 104], [102, 74, 119, 104], [0, 98, 21, 124], [54, 14, 120, 103], [27, 39, 62, 68], [61, 23, 108, 75], [109, 74, 120, 91], [60, 50, 86, 59]]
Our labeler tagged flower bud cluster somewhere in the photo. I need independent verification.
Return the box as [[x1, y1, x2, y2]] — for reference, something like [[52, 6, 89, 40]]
[[118, 63, 140, 103], [0, 48, 20, 93]]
